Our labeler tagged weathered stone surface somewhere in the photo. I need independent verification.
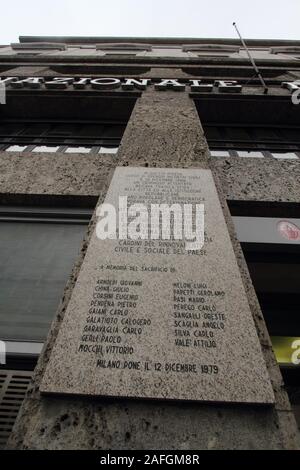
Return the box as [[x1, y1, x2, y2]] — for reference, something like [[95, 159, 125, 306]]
[[41, 167, 274, 405], [212, 157, 300, 203], [117, 92, 209, 165], [0, 152, 116, 195]]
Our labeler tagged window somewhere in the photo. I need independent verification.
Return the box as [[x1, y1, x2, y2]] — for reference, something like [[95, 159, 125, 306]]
[[11, 42, 67, 51], [50, 65, 150, 75], [196, 53, 231, 58], [0, 121, 125, 152], [230, 206, 300, 429], [182, 44, 240, 53], [0, 203, 94, 448], [204, 125, 300, 153], [270, 46, 300, 55], [16, 52, 41, 56], [95, 43, 152, 51], [195, 95, 300, 150], [104, 53, 137, 58], [0, 205, 92, 351], [95, 43, 151, 58]]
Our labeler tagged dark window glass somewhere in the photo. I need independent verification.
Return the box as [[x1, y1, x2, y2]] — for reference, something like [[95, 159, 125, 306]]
[[0, 207, 91, 342], [0, 206, 92, 448], [204, 125, 300, 151], [0, 121, 126, 148]]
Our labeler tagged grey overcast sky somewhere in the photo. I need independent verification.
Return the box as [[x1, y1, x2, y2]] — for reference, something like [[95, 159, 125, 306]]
[[1, 0, 299, 44]]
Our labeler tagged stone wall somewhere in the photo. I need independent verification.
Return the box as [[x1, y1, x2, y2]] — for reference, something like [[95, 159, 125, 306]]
[[4, 90, 300, 450]]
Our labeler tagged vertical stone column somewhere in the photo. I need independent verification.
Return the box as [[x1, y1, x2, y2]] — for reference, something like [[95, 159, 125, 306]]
[[117, 90, 210, 167], [7, 90, 299, 450]]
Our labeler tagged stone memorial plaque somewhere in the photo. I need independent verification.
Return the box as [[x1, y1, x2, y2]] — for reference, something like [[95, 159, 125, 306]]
[[41, 167, 274, 404]]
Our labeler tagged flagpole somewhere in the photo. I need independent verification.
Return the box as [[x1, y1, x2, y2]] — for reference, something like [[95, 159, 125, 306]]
[[233, 22, 268, 94]]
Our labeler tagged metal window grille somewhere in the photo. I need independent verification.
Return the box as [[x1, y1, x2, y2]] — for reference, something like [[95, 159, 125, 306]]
[[0, 369, 33, 449]]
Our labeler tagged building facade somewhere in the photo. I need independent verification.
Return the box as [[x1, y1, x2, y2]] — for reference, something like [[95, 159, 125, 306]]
[[0, 36, 300, 449]]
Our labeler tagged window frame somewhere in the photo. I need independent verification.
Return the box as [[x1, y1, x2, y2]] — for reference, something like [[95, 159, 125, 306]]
[[0, 204, 94, 358]]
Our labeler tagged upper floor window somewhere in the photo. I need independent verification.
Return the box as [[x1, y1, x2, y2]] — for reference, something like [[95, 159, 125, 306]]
[[0, 202, 94, 448], [182, 44, 240, 54], [95, 43, 152, 52], [204, 125, 300, 152], [0, 204, 93, 349], [103, 52, 138, 58], [10, 42, 67, 51], [95, 43, 151, 58], [270, 46, 300, 55], [0, 121, 125, 154]]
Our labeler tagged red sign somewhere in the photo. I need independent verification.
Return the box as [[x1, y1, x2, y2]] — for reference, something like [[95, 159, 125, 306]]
[[277, 220, 300, 241]]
